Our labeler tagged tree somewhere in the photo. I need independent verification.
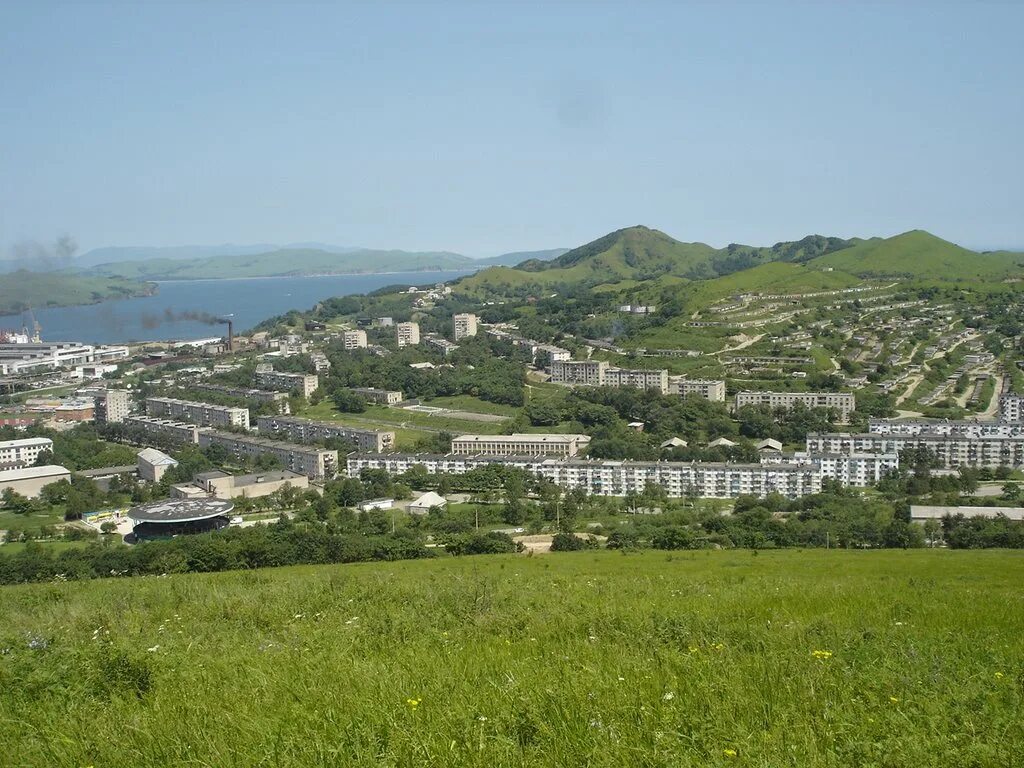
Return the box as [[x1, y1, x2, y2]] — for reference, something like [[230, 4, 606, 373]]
[[100, 521, 118, 535]]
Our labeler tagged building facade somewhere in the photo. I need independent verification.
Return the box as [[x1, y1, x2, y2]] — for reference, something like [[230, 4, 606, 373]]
[[94, 389, 132, 424], [396, 322, 420, 347], [146, 397, 250, 429], [257, 415, 394, 453], [343, 330, 368, 350], [667, 377, 727, 402], [453, 313, 478, 340], [806, 432, 1024, 469], [255, 370, 320, 398], [198, 430, 338, 480], [1000, 394, 1024, 423], [124, 416, 208, 446], [735, 391, 857, 422], [0, 437, 53, 470], [451, 433, 591, 457], [550, 359, 609, 387]]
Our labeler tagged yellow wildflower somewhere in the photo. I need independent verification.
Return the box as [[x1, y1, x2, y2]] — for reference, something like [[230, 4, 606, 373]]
[[811, 649, 833, 660], [889, 696, 900, 704], [406, 697, 421, 709], [995, 671, 1004, 679], [723, 748, 738, 757]]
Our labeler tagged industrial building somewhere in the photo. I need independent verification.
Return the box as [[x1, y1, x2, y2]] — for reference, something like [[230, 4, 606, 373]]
[[451, 433, 591, 457], [452, 313, 478, 340], [735, 391, 857, 422], [667, 377, 727, 402], [0, 437, 53, 470], [255, 370, 320, 398], [256, 415, 394, 453], [396, 322, 420, 347], [198, 430, 338, 480], [146, 396, 250, 429], [0, 342, 128, 375], [350, 387, 403, 405], [0, 465, 71, 498]]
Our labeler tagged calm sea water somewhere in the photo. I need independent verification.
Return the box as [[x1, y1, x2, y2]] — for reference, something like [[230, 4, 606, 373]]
[[17, 271, 472, 345]]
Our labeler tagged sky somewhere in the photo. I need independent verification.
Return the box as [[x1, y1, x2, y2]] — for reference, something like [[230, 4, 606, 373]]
[[1, 1, 1023, 258]]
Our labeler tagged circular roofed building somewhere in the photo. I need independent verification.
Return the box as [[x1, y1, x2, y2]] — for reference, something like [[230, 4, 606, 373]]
[[128, 498, 234, 541]]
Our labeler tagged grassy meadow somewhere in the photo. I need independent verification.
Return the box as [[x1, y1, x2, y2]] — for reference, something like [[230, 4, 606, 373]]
[[1, 549, 1022, 767]]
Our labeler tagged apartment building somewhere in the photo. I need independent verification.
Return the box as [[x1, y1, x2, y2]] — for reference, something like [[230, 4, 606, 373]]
[[867, 418, 1024, 438], [0, 437, 53, 470], [346, 453, 823, 499], [192, 384, 291, 414], [451, 433, 591, 457], [550, 359, 609, 387], [124, 416, 207, 446], [667, 377, 726, 402], [350, 387, 403, 405], [343, 330, 368, 350], [198, 430, 338, 480], [257, 415, 394, 453], [425, 336, 460, 355], [396, 322, 420, 347], [760, 451, 899, 487], [255, 370, 320, 398], [604, 367, 669, 393], [146, 397, 250, 430], [806, 432, 1024, 469], [453, 313, 478, 340], [94, 389, 132, 424], [1000, 394, 1024, 423], [735, 391, 857, 422]]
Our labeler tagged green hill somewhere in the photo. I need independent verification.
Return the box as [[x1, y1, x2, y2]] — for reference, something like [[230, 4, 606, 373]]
[[809, 230, 1024, 280], [0, 271, 155, 317], [86, 248, 477, 280]]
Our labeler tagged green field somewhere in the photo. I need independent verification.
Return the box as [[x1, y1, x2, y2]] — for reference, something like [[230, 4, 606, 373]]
[[1, 549, 1021, 766]]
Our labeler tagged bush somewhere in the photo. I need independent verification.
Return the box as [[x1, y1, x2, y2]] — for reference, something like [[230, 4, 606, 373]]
[[550, 532, 586, 551], [444, 531, 521, 556]]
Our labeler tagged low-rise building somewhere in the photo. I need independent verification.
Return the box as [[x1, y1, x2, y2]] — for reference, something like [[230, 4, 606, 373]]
[[451, 433, 591, 457], [137, 447, 179, 482], [735, 391, 857, 422], [0, 465, 71, 498], [425, 336, 460, 355], [0, 437, 53, 470], [255, 370, 320, 398], [173, 469, 309, 500], [257, 415, 394, 453], [146, 396, 250, 429], [350, 387, 403, 405]]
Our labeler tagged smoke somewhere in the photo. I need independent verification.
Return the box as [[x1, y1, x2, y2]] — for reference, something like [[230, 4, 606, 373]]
[[5, 235, 78, 271], [140, 308, 228, 329]]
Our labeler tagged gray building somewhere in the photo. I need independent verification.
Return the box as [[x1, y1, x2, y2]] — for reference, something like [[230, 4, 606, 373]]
[[146, 397, 250, 429], [257, 415, 394, 453]]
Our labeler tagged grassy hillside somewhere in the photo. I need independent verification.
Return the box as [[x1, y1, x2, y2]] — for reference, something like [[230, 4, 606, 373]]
[[0, 270, 154, 316], [810, 229, 1024, 279], [86, 248, 477, 280], [1, 550, 1020, 766], [690, 261, 863, 303]]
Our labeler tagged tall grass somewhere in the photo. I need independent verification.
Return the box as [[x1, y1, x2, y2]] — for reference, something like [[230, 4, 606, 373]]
[[1, 549, 1021, 766]]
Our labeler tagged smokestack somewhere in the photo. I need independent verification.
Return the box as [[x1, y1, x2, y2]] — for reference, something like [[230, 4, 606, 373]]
[[227, 319, 234, 352]]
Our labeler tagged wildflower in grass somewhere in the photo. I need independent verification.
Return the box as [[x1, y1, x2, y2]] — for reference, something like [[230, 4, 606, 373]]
[[406, 697, 421, 710], [147, 645, 160, 652], [662, 692, 675, 701], [688, 645, 699, 654], [811, 649, 833, 660], [994, 671, 1004, 679], [713, 642, 724, 651], [724, 748, 738, 758], [889, 696, 900, 704]]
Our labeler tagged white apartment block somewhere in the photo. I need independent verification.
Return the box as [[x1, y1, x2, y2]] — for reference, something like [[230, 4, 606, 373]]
[[761, 451, 899, 487], [1000, 394, 1024, 423], [867, 418, 1024, 438], [453, 313, 478, 340], [146, 397, 250, 430], [198, 430, 338, 480], [255, 370, 320, 398], [806, 432, 1024, 469], [735, 391, 857, 422], [124, 416, 207, 446], [346, 453, 822, 500], [94, 389, 132, 424], [604, 367, 669, 393], [550, 359, 609, 387], [396, 322, 420, 347], [350, 387, 403, 405], [0, 437, 53, 470], [667, 377, 726, 402], [451, 433, 591, 457], [425, 336, 460, 355], [257, 415, 394, 453], [343, 330, 368, 350]]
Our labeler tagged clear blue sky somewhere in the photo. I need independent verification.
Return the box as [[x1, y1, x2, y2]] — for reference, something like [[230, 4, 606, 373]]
[[2, 1, 1022, 257]]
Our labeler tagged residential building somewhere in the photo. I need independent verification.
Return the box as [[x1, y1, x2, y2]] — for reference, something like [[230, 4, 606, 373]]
[[310, 353, 331, 373], [396, 322, 420, 347], [667, 377, 726, 402], [806, 432, 1024, 469], [350, 387, 403, 405], [94, 389, 132, 424], [550, 359, 609, 387], [146, 397, 250, 429], [0, 437, 53, 470], [1000, 394, 1024, 423], [192, 384, 291, 414], [735, 391, 857, 422], [425, 336, 459, 355], [451, 433, 591, 457], [867, 418, 1024, 438], [136, 448, 179, 482], [453, 313, 478, 340], [257, 415, 394, 453], [343, 329, 368, 350], [761, 451, 899, 487], [197, 430, 338, 480], [0, 465, 71, 498], [255, 370, 320, 398], [604, 367, 669, 393]]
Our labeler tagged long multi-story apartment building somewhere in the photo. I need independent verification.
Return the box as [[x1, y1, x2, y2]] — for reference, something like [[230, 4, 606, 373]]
[[451, 433, 591, 457], [146, 397, 250, 429], [343, 330, 368, 350], [453, 313, 478, 340], [604, 367, 669, 393], [549, 359, 671, 393], [256, 415, 394, 453], [1000, 394, 1024, 423], [760, 451, 899, 487], [93, 389, 132, 424], [191, 384, 291, 414], [198, 430, 338, 480], [396, 322, 420, 347], [255, 370, 320, 398], [0, 437, 53, 470], [735, 391, 857, 422], [806, 432, 1024, 469], [667, 377, 726, 402], [346, 453, 823, 499], [124, 416, 207, 446], [867, 418, 1024, 438], [350, 387, 403, 405]]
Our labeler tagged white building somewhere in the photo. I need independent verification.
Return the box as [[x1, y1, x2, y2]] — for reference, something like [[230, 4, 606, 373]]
[[1000, 394, 1024, 423], [667, 377, 726, 402], [350, 387, 403, 405], [453, 313, 478, 340], [761, 451, 899, 487], [343, 330, 368, 350], [94, 389, 132, 424], [604, 367, 669, 393], [549, 359, 609, 387], [735, 391, 857, 422], [451, 433, 591, 457], [257, 415, 394, 453], [0, 437, 53, 470], [255, 370, 320, 398], [0, 465, 71, 498], [396, 322, 420, 347], [806, 432, 1024, 469], [137, 447, 179, 483], [146, 397, 250, 430]]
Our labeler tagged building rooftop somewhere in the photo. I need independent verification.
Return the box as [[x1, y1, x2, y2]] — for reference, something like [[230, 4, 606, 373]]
[[128, 498, 234, 524], [0, 437, 53, 448], [0, 464, 70, 481]]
